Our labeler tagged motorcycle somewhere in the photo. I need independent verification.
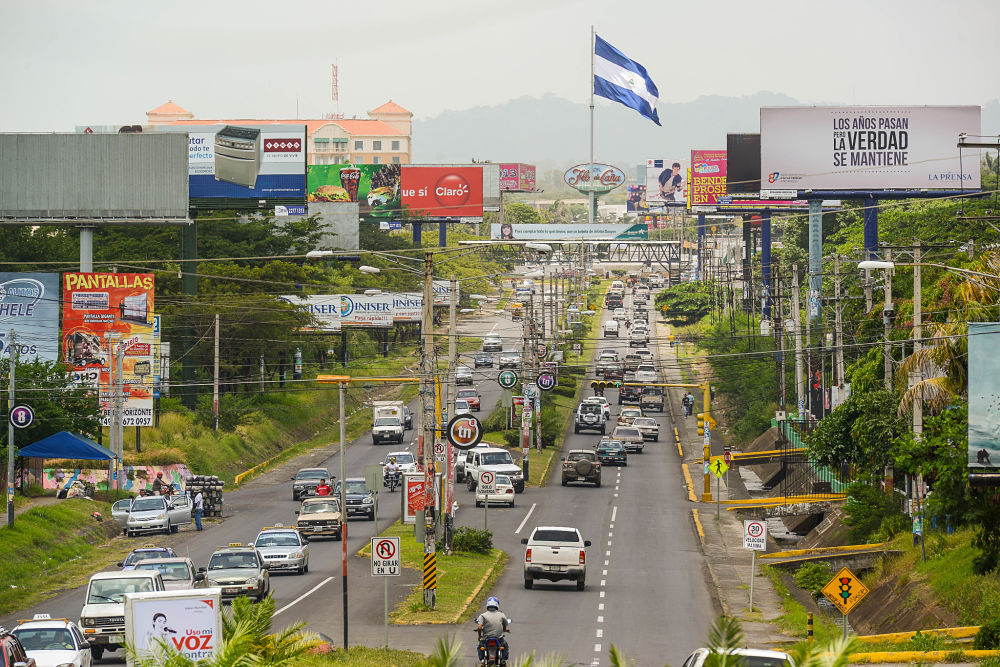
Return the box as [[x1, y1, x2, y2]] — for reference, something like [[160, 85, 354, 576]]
[[383, 470, 401, 492], [476, 621, 511, 667]]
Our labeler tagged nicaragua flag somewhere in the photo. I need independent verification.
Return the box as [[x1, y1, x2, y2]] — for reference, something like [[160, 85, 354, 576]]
[[594, 35, 661, 126]]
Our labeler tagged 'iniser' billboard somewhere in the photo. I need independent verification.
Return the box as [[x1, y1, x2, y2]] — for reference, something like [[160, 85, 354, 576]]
[[760, 106, 982, 190]]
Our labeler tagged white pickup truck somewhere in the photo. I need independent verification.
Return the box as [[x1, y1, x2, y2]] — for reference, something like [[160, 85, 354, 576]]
[[521, 525, 591, 591]]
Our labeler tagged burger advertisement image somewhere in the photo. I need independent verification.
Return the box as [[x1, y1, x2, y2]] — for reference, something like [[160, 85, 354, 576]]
[[307, 164, 401, 217]]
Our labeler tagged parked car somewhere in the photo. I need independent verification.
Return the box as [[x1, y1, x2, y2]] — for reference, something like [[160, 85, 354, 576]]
[[135, 556, 203, 590], [561, 450, 602, 487], [123, 495, 191, 537], [456, 388, 481, 411], [595, 439, 628, 466], [474, 352, 493, 368], [455, 366, 474, 385]]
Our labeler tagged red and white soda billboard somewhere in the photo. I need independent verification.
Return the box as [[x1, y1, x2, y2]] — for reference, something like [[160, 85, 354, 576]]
[[499, 163, 537, 192], [400, 166, 484, 218]]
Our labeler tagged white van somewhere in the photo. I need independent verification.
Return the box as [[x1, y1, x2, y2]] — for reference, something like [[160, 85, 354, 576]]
[[603, 320, 620, 337], [610, 280, 625, 292]]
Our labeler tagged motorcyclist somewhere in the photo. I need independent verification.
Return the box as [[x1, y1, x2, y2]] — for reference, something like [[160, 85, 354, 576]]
[[475, 596, 510, 664], [384, 457, 400, 480], [315, 478, 333, 496]]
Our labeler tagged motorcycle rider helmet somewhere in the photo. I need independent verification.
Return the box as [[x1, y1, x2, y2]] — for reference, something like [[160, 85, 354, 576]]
[[486, 596, 500, 611], [389, 457, 396, 464]]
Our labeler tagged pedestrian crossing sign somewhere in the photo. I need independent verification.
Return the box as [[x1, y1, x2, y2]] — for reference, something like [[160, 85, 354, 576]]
[[709, 456, 728, 478]]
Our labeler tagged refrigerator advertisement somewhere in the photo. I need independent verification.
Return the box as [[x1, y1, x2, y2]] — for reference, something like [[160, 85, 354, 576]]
[[0, 272, 60, 362], [125, 589, 221, 665], [645, 158, 688, 205], [968, 322, 1000, 470], [62, 273, 155, 427], [760, 106, 982, 190], [154, 124, 306, 200], [689, 150, 728, 206]]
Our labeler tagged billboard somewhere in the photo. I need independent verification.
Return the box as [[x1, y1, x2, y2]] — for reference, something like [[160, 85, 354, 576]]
[[690, 150, 728, 206], [563, 163, 626, 194], [645, 158, 688, 205], [627, 185, 649, 213], [339, 294, 394, 327], [714, 193, 842, 211], [400, 166, 484, 218], [62, 273, 155, 427], [726, 133, 761, 194], [760, 106, 982, 190], [308, 164, 487, 219], [500, 163, 537, 192], [279, 295, 342, 332], [0, 273, 60, 362], [125, 589, 221, 664], [0, 134, 188, 219], [491, 223, 648, 240], [968, 322, 1000, 470], [154, 124, 307, 203]]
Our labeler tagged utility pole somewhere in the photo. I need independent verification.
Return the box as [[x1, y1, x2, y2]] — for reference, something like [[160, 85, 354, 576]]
[[445, 275, 457, 551], [791, 265, 805, 417], [213, 314, 220, 432], [912, 241, 926, 561], [833, 255, 845, 388], [6, 330, 15, 527], [883, 249, 893, 390], [420, 251, 436, 609]]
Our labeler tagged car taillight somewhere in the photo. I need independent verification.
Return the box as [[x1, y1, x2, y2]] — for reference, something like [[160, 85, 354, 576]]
[[525, 549, 532, 562], [579, 550, 586, 564]]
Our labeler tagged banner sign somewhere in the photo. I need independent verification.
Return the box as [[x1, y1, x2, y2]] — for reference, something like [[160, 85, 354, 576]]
[[62, 273, 155, 427], [387, 293, 423, 322], [403, 474, 426, 524], [646, 158, 688, 205], [126, 590, 221, 663], [500, 163, 537, 192], [0, 272, 59, 362], [340, 294, 393, 327], [760, 106, 982, 190], [491, 223, 647, 240], [563, 163, 626, 194], [969, 322, 1000, 470], [154, 124, 306, 200], [690, 150, 728, 206], [279, 295, 342, 332]]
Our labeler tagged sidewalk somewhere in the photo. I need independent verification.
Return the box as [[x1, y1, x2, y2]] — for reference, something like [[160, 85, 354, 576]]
[[655, 317, 797, 646]]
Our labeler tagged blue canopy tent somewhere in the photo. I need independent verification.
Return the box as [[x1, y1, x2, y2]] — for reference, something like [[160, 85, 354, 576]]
[[18, 431, 114, 460]]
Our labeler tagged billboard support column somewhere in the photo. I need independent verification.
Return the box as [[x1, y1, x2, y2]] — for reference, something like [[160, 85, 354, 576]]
[[808, 199, 823, 323], [180, 219, 198, 408], [761, 210, 772, 318], [697, 213, 706, 281], [863, 197, 878, 311], [439, 223, 447, 249], [79, 226, 94, 273], [413, 222, 421, 245]]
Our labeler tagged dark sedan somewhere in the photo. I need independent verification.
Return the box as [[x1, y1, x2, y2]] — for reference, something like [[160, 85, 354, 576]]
[[596, 440, 628, 466], [474, 353, 493, 368], [334, 478, 376, 520]]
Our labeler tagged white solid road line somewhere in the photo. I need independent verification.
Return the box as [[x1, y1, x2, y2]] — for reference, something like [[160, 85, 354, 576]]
[[514, 502, 537, 534], [611, 505, 617, 522], [274, 576, 334, 617]]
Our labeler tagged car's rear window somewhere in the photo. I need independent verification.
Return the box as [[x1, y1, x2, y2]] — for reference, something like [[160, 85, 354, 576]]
[[532, 529, 580, 543], [614, 428, 641, 438], [567, 452, 596, 461], [738, 658, 792, 667]]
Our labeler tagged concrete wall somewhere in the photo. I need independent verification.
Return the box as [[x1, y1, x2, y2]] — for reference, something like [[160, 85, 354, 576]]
[[308, 202, 360, 250]]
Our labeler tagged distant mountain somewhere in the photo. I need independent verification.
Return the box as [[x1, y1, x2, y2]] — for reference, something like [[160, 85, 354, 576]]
[[414, 93, 1000, 172]]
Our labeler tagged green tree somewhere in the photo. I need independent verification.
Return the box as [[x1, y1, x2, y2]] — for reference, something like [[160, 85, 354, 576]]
[[807, 389, 906, 481], [503, 203, 543, 225], [654, 282, 713, 325]]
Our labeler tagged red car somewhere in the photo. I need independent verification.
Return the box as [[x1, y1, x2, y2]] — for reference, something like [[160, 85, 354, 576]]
[[456, 389, 481, 411]]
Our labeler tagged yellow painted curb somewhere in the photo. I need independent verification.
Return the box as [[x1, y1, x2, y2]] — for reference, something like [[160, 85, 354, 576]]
[[682, 464, 698, 502], [850, 649, 1000, 663], [760, 543, 888, 559], [855, 626, 980, 643], [234, 451, 284, 486], [691, 508, 706, 545], [709, 495, 847, 505]]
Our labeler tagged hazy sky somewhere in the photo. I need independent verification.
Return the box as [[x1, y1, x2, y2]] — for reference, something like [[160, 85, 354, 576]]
[[1, 0, 998, 131]]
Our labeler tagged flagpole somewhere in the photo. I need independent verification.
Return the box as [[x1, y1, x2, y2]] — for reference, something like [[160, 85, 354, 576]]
[[588, 25, 595, 225]]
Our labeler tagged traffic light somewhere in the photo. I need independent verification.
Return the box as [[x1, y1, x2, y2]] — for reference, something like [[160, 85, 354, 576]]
[[697, 413, 705, 436], [838, 577, 852, 603], [590, 380, 623, 394]]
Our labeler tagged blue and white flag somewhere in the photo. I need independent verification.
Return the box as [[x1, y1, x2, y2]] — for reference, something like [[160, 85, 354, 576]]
[[594, 35, 661, 126]]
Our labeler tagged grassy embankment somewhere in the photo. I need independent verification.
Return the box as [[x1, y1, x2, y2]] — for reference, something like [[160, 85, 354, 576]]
[[0, 498, 135, 616], [300, 648, 426, 666], [358, 520, 507, 625]]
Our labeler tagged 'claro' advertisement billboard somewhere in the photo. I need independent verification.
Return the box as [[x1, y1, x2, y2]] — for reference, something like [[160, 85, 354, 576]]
[[760, 106, 982, 190], [63, 273, 155, 427], [308, 165, 485, 220]]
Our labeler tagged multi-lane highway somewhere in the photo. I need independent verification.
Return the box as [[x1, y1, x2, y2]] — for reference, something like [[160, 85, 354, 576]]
[[1, 276, 715, 666]]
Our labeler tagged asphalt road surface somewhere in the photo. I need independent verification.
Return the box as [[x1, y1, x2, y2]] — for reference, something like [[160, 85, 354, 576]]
[[2, 277, 715, 666]]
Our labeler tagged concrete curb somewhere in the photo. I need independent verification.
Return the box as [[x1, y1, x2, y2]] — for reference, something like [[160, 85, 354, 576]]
[[691, 508, 730, 617], [850, 649, 1000, 663], [855, 626, 980, 643], [760, 543, 889, 559]]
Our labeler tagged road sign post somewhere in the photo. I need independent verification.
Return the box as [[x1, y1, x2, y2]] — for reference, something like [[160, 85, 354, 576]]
[[821, 566, 870, 640], [743, 520, 767, 612], [372, 536, 401, 648], [709, 456, 728, 519], [479, 470, 496, 530]]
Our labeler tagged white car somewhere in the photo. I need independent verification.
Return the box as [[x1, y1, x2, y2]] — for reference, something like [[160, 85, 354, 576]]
[[633, 417, 660, 441], [612, 308, 627, 321], [455, 366, 474, 385], [634, 364, 658, 383], [583, 396, 612, 420], [12, 614, 92, 667], [475, 473, 516, 507], [681, 647, 794, 667], [483, 335, 503, 352], [521, 526, 591, 591], [634, 348, 654, 362], [383, 451, 417, 473], [253, 527, 310, 575], [454, 399, 473, 416], [124, 494, 191, 537]]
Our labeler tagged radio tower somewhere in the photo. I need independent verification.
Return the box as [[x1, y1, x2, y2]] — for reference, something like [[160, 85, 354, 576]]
[[324, 64, 344, 120]]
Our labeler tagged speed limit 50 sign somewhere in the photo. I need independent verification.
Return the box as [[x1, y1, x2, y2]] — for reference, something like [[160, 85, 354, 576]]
[[743, 520, 767, 551]]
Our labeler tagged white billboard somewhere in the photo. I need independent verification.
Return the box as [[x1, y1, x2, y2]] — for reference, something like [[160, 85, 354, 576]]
[[760, 106, 981, 190], [646, 158, 688, 205], [280, 295, 341, 331], [491, 223, 649, 240], [339, 294, 393, 327], [125, 589, 221, 665]]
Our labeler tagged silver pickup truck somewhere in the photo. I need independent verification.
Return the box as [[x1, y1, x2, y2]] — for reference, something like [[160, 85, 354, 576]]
[[521, 525, 591, 591]]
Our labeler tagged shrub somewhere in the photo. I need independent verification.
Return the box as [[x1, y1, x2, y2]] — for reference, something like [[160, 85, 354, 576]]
[[195, 394, 259, 432], [480, 402, 507, 433], [452, 527, 493, 554], [843, 482, 907, 544], [909, 630, 947, 651], [552, 384, 577, 398], [974, 618, 1000, 649], [792, 562, 832, 598]]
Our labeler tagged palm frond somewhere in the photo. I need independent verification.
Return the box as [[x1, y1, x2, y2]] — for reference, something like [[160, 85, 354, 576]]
[[608, 643, 635, 667], [425, 634, 464, 667], [897, 376, 961, 416]]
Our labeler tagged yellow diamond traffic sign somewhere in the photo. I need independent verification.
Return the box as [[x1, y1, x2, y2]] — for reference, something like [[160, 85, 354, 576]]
[[708, 456, 728, 478], [821, 566, 870, 615]]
